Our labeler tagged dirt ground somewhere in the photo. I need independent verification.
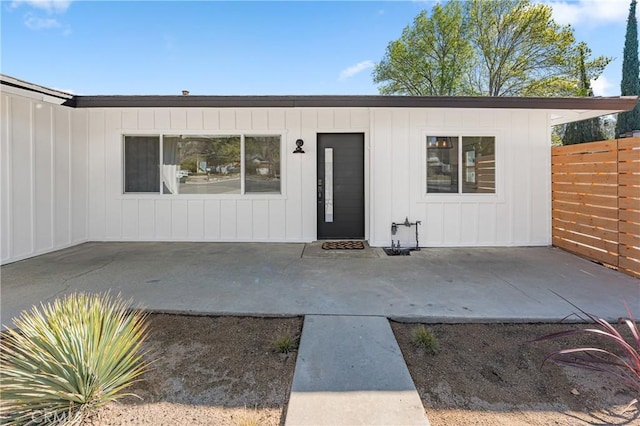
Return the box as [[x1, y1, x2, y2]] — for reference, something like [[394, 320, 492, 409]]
[[94, 314, 303, 426], [391, 322, 639, 426], [94, 314, 639, 426]]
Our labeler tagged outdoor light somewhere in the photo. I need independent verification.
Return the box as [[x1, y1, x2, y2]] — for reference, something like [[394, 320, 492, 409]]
[[293, 139, 305, 154]]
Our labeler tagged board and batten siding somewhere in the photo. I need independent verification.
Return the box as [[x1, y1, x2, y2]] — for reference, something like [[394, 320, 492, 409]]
[[2, 84, 553, 265], [87, 107, 370, 243], [1, 90, 89, 265], [368, 108, 551, 248]]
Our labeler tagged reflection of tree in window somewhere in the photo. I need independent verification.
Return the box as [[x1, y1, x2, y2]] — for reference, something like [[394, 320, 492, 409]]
[[245, 136, 281, 193], [426, 136, 458, 194], [163, 135, 241, 195]]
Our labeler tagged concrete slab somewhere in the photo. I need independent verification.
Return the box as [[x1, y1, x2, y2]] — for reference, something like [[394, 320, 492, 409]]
[[285, 315, 429, 426], [2, 242, 638, 326]]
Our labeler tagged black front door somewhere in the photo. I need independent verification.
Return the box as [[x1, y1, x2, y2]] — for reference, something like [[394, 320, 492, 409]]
[[317, 133, 364, 239]]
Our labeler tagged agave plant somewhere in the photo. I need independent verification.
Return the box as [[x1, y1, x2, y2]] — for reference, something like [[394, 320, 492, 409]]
[[534, 299, 640, 409], [0, 292, 149, 425]]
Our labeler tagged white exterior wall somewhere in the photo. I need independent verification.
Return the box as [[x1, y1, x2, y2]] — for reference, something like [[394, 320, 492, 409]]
[[1, 88, 89, 265], [369, 108, 551, 247], [88, 108, 370, 243], [1, 91, 552, 264]]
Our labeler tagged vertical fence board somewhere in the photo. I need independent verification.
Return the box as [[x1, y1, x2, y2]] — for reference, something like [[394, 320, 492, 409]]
[[618, 138, 640, 278]]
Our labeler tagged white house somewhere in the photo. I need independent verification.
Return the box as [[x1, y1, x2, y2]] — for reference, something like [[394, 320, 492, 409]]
[[1, 74, 636, 264]]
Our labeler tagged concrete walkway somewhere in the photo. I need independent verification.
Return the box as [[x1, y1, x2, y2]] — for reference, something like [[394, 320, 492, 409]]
[[2, 242, 638, 425], [285, 315, 429, 426], [2, 242, 638, 326]]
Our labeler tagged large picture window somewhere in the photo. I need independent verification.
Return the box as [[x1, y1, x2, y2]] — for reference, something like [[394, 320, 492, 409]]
[[123, 134, 281, 195], [426, 135, 495, 194]]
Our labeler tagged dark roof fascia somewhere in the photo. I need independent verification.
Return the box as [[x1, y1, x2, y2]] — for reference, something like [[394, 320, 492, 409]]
[[68, 94, 639, 111]]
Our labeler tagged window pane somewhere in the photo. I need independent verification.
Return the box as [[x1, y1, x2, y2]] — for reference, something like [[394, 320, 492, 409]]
[[462, 137, 495, 193], [245, 136, 281, 194], [163, 135, 241, 194], [426, 136, 458, 193], [124, 136, 159, 193]]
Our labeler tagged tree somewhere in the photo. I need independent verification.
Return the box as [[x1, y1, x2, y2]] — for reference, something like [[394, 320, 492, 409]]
[[562, 43, 605, 144], [616, 0, 640, 136], [465, 0, 574, 96], [373, 1, 472, 95], [373, 0, 610, 97]]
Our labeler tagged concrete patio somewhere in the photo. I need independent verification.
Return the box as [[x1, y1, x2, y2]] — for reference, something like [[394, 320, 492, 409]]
[[2, 242, 638, 326]]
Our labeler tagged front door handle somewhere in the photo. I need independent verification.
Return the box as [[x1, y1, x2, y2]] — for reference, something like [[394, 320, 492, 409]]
[[317, 179, 323, 203]]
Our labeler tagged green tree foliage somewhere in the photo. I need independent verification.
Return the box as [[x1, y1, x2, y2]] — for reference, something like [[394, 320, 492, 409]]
[[373, 0, 610, 97], [373, 1, 472, 95], [562, 43, 606, 144], [616, 0, 640, 136]]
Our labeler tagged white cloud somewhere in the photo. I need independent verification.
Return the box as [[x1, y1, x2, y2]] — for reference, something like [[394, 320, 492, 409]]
[[591, 75, 614, 96], [339, 60, 374, 81], [12, 0, 73, 32], [541, 0, 634, 27], [11, 0, 73, 13], [24, 13, 60, 30]]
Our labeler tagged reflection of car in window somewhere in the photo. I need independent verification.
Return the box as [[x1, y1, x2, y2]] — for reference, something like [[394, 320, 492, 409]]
[[177, 170, 189, 178]]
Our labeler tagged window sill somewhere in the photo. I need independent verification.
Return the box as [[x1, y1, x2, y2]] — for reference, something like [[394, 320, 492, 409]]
[[420, 193, 501, 203], [120, 193, 287, 201]]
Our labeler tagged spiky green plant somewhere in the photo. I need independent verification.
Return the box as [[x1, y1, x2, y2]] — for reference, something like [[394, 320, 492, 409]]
[[273, 335, 296, 354], [0, 292, 150, 425], [411, 325, 438, 355], [236, 414, 262, 426]]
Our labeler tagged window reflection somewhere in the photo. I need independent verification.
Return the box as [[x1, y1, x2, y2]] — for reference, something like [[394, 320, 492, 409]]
[[163, 135, 241, 194], [426, 136, 458, 193]]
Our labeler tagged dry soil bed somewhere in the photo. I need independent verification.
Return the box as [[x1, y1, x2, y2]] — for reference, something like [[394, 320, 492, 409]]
[[392, 322, 639, 426], [94, 314, 302, 426], [94, 315, 639, 425]]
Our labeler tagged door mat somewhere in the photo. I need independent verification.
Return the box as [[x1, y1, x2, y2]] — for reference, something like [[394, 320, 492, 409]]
[[322, 241, 365, 250]]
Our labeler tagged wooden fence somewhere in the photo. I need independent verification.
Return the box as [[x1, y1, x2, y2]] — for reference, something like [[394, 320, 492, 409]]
[[552, 138, 640, 278]]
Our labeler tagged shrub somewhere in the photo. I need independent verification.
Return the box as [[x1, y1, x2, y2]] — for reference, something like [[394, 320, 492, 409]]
[[534, 301, 640, 410], [0, 292, 149, 425], [273, 335, 297, 354], [236, 413, 262, 426], [411, 325, 438, 355]]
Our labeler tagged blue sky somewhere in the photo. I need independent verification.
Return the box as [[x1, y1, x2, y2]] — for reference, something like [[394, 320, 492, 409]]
[[1, 0, 635, 96]]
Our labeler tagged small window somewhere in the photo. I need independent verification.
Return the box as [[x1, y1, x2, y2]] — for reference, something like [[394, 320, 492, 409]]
[[245, 136, 281, 194], [162, 135, 241, 195], [427, 135, 495, 194], [124, 136, 160, 193]]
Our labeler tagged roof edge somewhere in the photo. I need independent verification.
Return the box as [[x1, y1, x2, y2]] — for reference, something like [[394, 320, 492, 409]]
[[68, 94, 638, 111], [1, 74, 637, 112], [1, 74, 74, 101]]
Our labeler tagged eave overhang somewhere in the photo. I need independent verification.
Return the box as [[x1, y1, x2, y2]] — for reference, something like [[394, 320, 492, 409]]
[[2, 74, 637, 126]]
